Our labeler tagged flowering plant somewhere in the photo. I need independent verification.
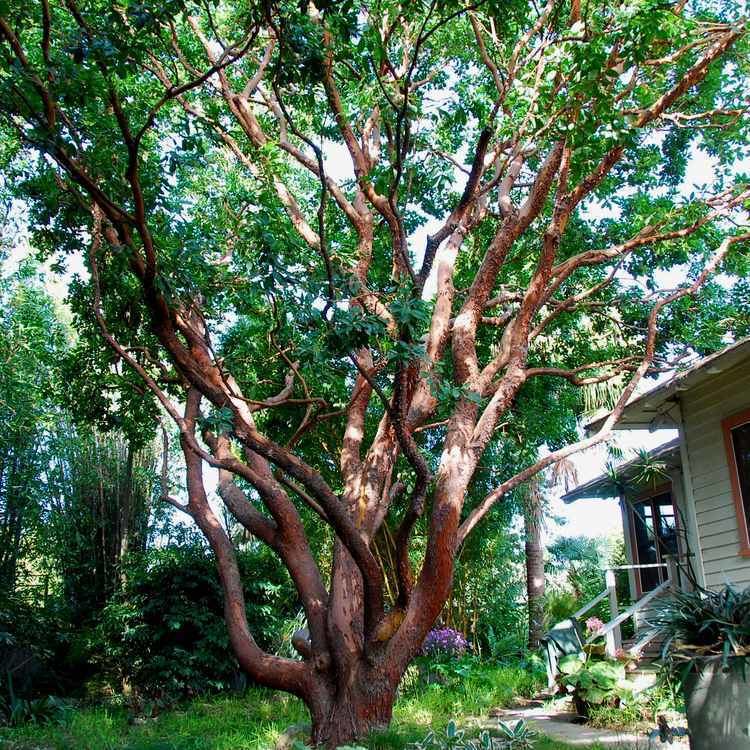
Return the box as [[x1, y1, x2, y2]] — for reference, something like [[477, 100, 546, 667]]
[[585, 617, 605, 637], [421, 627, 469, 657]]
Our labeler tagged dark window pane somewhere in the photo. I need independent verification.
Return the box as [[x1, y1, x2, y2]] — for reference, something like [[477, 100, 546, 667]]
[[633, 491, 676, 592], [731, 422, 750, 530], [633, 500, 660, 591], [655, 493, 678, 556]]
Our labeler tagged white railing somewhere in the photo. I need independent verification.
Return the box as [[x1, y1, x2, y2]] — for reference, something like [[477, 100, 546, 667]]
[[545, 555, 690, 686], [572, 589, 609, 620], [588, 577, 670, 656], [580, 555, 682, 657]]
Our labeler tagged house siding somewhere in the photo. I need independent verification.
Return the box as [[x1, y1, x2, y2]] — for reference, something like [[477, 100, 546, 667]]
[[681, 361, 750, 589]]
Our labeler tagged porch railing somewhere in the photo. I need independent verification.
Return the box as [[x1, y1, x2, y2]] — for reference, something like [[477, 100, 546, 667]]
[[545, 555, 692, 686], [589, 575, 670, 656], [581, 554, 686, 658]]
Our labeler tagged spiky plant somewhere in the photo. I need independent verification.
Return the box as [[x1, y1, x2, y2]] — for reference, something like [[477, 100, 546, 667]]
[[653, 586, 750, 675]]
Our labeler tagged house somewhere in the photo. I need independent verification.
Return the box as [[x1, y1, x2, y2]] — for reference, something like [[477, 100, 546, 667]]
[[558, 336, 750, 656]]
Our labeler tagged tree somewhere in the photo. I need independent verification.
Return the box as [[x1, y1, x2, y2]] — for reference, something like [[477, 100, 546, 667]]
[[44, 429, 157, 623], [522, 478, 546, 650], [0, 256, 157, 610], [0, 260, 67, 594], [522, 455, 580, 647], [1, 0, 749, 744]]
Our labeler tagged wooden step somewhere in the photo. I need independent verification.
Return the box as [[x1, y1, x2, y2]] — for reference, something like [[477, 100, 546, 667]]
[[623, 628, 666, 661]]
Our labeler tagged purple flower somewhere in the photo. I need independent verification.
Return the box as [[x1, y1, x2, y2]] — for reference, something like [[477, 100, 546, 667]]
[[420, 627, 469, 657]]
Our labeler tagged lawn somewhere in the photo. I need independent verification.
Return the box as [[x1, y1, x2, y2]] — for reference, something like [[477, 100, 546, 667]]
[[0, 661, 601, 750]]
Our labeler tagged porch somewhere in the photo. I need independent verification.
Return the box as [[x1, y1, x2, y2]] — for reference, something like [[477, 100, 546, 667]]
[[544, 554, 693, 686]]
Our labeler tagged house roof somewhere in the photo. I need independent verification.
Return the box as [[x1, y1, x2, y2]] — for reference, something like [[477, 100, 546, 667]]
[[561, 437, 682, 503], [588, 336, 750, 432]]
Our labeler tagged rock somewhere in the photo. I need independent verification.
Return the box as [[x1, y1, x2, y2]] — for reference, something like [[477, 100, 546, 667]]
[[0, 643, 44, 697]]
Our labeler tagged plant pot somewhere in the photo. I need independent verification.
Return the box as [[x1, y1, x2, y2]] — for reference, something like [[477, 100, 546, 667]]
[[572, 694, 590, 721], [684, 657, 750, 749]]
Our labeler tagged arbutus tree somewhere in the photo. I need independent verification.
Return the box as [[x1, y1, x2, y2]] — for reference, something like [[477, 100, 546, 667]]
[[2, 0, 749, 744]]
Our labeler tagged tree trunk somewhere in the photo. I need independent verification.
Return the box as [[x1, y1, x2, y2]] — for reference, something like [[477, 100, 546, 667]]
[[524, 488, 546, 650], [308, 665, 397, 748]]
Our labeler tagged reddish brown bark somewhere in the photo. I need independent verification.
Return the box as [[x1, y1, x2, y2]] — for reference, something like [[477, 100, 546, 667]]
[[524, 487, 546, 650], [307, 664, 398, 748], [3, 5, 749, 746]]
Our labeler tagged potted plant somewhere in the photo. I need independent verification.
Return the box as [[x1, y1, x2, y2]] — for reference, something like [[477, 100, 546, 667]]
[[556, 653, 633, 720], [654, 585, 750, 750]]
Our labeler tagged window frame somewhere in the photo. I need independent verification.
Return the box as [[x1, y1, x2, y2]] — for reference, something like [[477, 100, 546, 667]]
[[721, 408, 750, 557], [626, 483, 677, 598]]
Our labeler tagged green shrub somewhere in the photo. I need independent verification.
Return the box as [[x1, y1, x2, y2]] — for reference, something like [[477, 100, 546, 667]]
[[586, 679, 684, 730], [0, 594, 78, 700], [542, 589, 579, 629], [0, 694, 72, 727], [96, 542, 297, 704], [544, 536, 633, 638]]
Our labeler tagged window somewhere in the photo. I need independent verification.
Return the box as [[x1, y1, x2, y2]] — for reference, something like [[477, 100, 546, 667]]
[[722, 409, 750, 556], [630, 491, 678, 593]]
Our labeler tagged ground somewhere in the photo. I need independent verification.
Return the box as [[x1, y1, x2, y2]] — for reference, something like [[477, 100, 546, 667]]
[[0, 662, 617, 750], [0, 695, 603, 750]]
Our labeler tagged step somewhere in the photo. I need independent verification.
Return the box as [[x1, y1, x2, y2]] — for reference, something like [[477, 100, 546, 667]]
[[623, 628, 666, 659], [627, 667, 659, 693]]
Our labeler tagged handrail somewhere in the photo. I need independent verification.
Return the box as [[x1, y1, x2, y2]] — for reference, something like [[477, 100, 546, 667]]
[[572, 589, 609, 620], [627, 626, 665, 657], [586, 579, 671, 644], [608, 563, 666, 570]]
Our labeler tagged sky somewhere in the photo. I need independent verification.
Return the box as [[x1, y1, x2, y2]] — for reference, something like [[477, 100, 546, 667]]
[[545, 427, 678, 541]]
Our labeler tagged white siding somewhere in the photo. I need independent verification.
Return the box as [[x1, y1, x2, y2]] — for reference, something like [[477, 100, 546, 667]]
[[681, 361, 750, 589]]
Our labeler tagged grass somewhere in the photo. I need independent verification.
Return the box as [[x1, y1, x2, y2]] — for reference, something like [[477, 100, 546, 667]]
[[0, 661, 589, 750], [0, 690, 307, 750]]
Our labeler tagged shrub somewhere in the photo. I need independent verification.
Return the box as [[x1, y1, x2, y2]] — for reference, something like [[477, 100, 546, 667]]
[[542, 588, 579, 628], [421, 628, 470, 658], [0, 594, 76, 700], [96, 542, 297, 704], [545, 536, 631, 632], [0, 694, 72, 727]]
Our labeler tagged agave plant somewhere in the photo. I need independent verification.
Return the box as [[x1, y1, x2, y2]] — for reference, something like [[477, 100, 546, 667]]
[[409, 719, 536, 750], [652, 585, 750, 673]]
